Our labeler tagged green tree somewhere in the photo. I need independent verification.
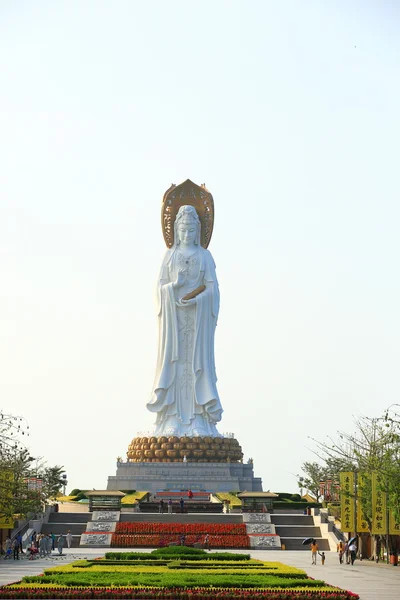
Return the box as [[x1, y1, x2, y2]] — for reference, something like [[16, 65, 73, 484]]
[[40, 465, 66, 501], [298, 462, 329, 501], [306, 415, 400, 557], [0, 411, 66, 518]]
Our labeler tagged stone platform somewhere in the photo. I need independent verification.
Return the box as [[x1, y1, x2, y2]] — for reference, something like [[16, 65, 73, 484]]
[[107, 460, 262, 493]]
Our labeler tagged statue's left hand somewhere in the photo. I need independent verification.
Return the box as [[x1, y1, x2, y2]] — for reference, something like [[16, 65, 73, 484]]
[[176, 297, 197, 307]]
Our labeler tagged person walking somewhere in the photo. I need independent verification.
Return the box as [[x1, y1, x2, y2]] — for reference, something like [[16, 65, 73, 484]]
[[180, 497, 185, 513], [17, 533, 23, 554], [338, 540, 344, 564], [46, 534, 52, 555], [66, 530, 73, 549], [204, 534, 210, 551], [159, 499, 164, 514], [319, 551, 326, 565], [4, 537, 12, 559], [168, 499, 173, 514], [344, 541, 350, 564], [39, 535, 47, 558], [57, 534, 65, 555], [51, 532, 56, 551], [310, 540, 319, 565], [349, 542, 357, 565], [12, 539, 19, 560]]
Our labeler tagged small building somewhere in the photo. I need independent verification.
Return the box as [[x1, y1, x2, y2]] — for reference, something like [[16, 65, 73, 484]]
[[237, 491, 278, 512], [85, 490, 125, 512]]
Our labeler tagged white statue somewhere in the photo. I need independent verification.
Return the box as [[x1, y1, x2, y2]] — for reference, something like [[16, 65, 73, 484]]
[[147, 205, 223, 437]]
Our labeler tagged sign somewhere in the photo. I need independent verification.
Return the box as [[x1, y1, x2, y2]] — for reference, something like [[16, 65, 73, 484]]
[[25, 478, 43, 491], [340, 472, 355, 532], [356, 473, 369, 533], [0, 516, 14, 530], [389, 511, 400, 535], [371, 472, 387, 535]]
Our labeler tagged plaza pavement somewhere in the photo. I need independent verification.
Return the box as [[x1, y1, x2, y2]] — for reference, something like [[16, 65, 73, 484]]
[[0, 548, 398, 599]]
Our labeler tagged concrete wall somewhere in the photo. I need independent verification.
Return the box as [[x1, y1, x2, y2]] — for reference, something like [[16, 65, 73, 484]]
[[108, 461, 263, 493], [58, 502, 89, 513]]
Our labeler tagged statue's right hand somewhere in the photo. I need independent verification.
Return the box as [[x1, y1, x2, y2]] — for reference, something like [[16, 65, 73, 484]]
[[173, 269, 186, 289]]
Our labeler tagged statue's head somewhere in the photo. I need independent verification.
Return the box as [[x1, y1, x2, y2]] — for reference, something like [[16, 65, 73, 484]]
[[174, 205, 201, 247]]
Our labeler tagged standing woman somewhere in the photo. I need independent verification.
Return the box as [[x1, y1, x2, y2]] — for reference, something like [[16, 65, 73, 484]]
[[66, 530, 72, 549], [12, 539, 19, 560], [57, 534, 65, 555]]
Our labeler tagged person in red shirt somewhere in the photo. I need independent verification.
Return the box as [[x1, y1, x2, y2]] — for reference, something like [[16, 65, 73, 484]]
[[188, 489, 194, 499]]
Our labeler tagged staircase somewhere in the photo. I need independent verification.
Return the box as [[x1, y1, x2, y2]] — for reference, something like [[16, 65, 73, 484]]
[[271, 511, 330, 551], [39, 507, 332, 552], [138, 492, 223, 514], [41, 512, 92, 548]]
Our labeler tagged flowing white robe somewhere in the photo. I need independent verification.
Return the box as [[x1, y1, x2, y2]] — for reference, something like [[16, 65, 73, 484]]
[[146, 246, 223, 436]]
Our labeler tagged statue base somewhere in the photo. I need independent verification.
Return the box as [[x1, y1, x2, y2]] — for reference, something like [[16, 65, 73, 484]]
[[107, 459, 263, 493], [126, 435, 243, 463]]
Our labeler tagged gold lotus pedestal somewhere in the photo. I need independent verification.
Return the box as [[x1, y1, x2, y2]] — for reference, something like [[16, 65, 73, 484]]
[[126, 436, 243, 463]]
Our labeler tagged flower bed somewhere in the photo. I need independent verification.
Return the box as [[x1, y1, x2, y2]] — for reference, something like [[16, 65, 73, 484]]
[[111, 533, 250, 548], [0, 587, 360, 599], [115, 522, 246, 534]]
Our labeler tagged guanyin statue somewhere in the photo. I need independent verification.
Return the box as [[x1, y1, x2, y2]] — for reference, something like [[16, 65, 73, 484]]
[[146, 184, 223, 437]]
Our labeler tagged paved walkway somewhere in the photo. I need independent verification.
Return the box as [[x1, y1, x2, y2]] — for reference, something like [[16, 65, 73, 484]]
[[0, 549, 398, 599], [0, 550, 89, 587], [259, 550, 399, 600]]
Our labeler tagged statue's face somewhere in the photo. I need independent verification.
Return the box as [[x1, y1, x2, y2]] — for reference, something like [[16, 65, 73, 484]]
[[177, 221, 197, 246]]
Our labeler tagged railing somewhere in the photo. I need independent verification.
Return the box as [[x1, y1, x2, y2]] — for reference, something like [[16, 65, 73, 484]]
[[320, 509, 346, 542], [10, 513, 35, 545]]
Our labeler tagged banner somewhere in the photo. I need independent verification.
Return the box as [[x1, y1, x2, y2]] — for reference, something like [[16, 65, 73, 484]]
[[356, 473, 369, 533], [0, 471, 14, 528], [340, 472, 355, 532], [389, 511, 400, 535], [371, 472, 387, 535], [0, 516, 14, 529]]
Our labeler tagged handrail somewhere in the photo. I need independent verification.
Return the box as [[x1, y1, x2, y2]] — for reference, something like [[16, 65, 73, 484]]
[[320, 509, 346, 542], [10, 515, 35, 544]]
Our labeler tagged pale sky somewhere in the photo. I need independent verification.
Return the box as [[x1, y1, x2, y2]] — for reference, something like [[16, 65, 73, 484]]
[[1, 1, 399, 494]]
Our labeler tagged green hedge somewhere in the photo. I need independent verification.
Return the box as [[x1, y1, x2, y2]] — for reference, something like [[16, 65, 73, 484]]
[[22, 572, 326, 589], [105, 550, 251, 561], [152, 546, 204, 555], [273, 501, 322, 510]]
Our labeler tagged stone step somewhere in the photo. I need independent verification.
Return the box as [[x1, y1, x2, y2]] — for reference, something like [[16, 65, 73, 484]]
[[273, 509, 307, 515], [274, 526, 322, 538], [41, 524, 86, 536], [155, 491, 211, 499], [48, 513, 91, 524], [281, 537, 330, 551], [271, 515, 314, 525], [139, 502, 223, 514]]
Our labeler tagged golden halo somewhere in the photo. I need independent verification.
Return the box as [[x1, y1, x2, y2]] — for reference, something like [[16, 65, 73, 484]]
[[161, 179, 214, 249]]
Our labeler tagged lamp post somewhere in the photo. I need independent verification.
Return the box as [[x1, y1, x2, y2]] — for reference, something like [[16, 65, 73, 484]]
[[62, 473, 68, 497]]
